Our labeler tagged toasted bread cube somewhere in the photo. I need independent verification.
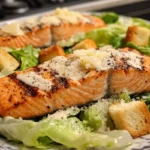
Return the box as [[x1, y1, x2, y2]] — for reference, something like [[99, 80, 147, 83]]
[[0, 49, 19, 71], [72, 39, 97, 50], [125, 26, 150, 46], [39, 45, 65, 63], [109, 101, 150, 138]]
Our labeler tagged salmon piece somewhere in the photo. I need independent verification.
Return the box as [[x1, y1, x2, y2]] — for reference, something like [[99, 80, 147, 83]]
[[51, 15, 106, 42], [109, 48, 150, 95], [0, 69, 108, 118], [0, 26, 51, 48], [109, 68, 150, 95]]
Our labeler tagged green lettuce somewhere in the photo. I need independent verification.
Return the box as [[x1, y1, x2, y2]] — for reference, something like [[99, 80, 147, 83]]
[[119, 92, 131, 103], [23, 117, 85, 148], [132, 18, 150, 29], [85, 25, 125, 48], [126, 42, 150, 55], [9, 45, 40, 71], [86, 15, 150, 49], [0, 115, 133, 150], [80, 101, 114, 131], [93, 12, 119, 24], [0, 117, 36, 141]]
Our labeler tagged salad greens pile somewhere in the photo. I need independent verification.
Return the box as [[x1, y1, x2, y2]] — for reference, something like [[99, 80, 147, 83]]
[[126, 42, 150, 56], [86, 13, 150, 49], [0, 101, 133, 150], [85, 25, 125, 48], [9, 45, 40, 71]]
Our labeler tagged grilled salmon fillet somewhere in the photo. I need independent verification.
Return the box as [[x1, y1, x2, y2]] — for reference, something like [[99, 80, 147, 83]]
[[0, 8, 105, 48], [51, 15, 105, 42], [0, 46, 148, 118], [0, 70, 108, 118], [0, 26, 51, 48]]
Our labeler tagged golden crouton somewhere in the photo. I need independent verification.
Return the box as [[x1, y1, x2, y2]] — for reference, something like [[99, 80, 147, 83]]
[[39, 45, 65, 63], [0, 49, 19, 71], [109, 101, 150, 138], [72, 39, 97, 50], [125, 26, 150, 46]]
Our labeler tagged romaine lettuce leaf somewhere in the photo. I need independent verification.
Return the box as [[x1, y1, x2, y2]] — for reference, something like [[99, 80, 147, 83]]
[[85, 25, 126, 48], [80, 101, 114, 131], [0, 115, 133, 150], [119, 92, 131, 103], [126, 42, 150, 55], [9, 45, 40, 71], [0, 117, 36, 141], [132, 18, 150, 29], [23, 117, 85, 148], [93, 12, 119, 24], [23, 117, 132, 150]]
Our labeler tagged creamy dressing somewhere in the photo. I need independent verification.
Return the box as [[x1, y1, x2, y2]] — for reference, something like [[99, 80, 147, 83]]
[[40, 56, 87, 81], [17, 71, 52, 91]]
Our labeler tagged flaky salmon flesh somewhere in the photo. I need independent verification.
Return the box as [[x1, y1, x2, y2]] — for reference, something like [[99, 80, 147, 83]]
[[0, 15, 105, 48], [0, 46, 149, 118]]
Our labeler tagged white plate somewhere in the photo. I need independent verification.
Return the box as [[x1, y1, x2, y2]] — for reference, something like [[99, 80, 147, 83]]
[[0, 11, 150, 150]]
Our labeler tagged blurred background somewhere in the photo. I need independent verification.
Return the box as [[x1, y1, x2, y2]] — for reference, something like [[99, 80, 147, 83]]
[[0, 0, 149, 21]]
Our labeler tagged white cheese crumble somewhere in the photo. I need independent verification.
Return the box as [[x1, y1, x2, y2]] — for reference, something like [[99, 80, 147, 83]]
[[73, 46, 142, 70], [73, 48, 115, 71], [20, 16, 39, 31], [40, 15, 61, 26], [17, 71, 52, 92], [52, 8, 90, 24], [39, 8, 90, 26]]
